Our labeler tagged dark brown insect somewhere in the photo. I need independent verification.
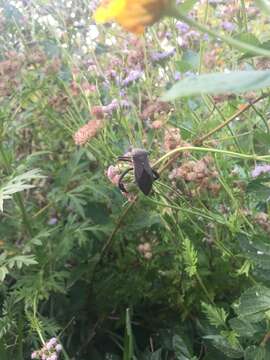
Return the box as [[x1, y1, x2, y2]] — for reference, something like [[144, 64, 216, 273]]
[[117, 148, 159, 196]]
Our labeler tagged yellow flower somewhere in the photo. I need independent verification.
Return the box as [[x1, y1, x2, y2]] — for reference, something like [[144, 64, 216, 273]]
[[94, 0, 174, 34]]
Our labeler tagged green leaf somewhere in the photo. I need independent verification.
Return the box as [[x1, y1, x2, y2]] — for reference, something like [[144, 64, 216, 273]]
[[236, 34, 262, 59], [183, 238, 197, 277], [204, 335, 243, 358], [229, 317, 257, 337], [162, 71, 270, 100], [238, 234, 270, 270], [234, 285, 270, 317], [244, 346, 268, 360], [149, 349, 163, 360], [0, 169, 44, 212], [182, 50, 200, 70], [254, 0, 270, 16], [178, 0, 199, 15], [202, 302, 228, 328], [172, 335, 192, 360], [0, 266, 9, 282]]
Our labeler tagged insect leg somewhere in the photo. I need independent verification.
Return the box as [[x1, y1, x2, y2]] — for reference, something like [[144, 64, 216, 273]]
[[118, 167, 133, 193], [117, 156, 132, 162], [152, 169, 160, 180]]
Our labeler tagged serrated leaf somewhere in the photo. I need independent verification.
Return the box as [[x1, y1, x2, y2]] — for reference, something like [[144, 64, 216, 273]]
[[183, 238, 197, 277], [202, 302, 228, 328], [238, 234, 270, 270], [204, 335, 243, 358], [229, 317, 257, 337], [0, 169, 45, 212], [244, 346, 268, 360], [234, 285, 270, 317], [162, 71, 270, 100]]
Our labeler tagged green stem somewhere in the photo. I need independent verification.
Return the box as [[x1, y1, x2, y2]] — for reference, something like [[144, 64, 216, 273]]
[[195, 273, 214, 304], [171, 8, 270, 57], [153, 146, 270, 169], [14, 194, 34, 237]]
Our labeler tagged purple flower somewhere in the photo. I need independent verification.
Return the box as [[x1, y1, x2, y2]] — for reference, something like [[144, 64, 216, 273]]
[[251, 164, 270, 178], [46, 338, 57, 349], [31, 352, 39, 359], [151, 48, 175, 62], [122, 69, 143, 86], [221, 21, 236, 32], [174, 71, 182, 81], [47, 217, 58, 226], [103, 99, 131, 114], [176, 21, 190, 33]]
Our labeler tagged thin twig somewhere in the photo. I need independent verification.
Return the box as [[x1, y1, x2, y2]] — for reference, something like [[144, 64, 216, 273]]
[[194, 94, 268, 145]]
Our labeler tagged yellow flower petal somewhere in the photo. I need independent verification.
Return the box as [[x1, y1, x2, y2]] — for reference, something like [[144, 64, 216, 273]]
[[93, 0, 173, 34]]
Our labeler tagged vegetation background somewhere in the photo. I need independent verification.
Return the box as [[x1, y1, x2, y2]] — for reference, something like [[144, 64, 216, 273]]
[[1, 0, 270, 359]]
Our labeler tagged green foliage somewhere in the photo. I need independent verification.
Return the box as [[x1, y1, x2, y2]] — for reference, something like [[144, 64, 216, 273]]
[[202, 302, 228, 329], [183, 238, 197, 277], [1, 0, 270, 359], [162, 71, 270, 100]]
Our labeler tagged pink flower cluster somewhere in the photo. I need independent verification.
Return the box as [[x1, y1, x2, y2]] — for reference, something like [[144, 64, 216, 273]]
[[31, 338, 62, 360], [73, 119, 104, 146]]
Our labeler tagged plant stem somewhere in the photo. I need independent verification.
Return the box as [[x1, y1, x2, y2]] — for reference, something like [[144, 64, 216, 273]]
[[154, 146, 270, 169], [195, 273, 214, 305], [195, 95, 268, 145]]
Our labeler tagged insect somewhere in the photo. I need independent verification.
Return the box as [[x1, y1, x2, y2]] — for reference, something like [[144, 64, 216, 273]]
[[117, 148, 159, 195]]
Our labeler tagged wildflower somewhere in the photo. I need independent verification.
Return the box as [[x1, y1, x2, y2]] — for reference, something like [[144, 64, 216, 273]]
[[94, 0, 175, 34], [140, 100, 172, 121], [55, 344, 62, 352], [150, 48, 175, 62], [174, 71, 181, 81], [46, 338, 57, 350], [122, 69, 143, 86], [164, 127, 181, 151], [73, 119, 105, 146], [92, 106, 105, 119], [254, 212, 270, 233], [221, 21, 236, 32], [251, 164, 270, 178], [138, 242, 153, 259], [107, 165, 121, 186], [176, 21, 189, 33], [31, 337, 62, 360]]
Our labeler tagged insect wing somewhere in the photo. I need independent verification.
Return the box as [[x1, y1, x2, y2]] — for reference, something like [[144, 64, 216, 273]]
[[133, 159, 154, 195], [136, 168, 153, 195]]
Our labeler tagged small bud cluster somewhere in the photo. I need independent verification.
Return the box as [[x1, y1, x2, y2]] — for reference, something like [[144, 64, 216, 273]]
[[169, 156, 220, 196], [31, 338, 62, 360], [254, 213, 270, 234], [140, 100, 172, 122], [163, 127, 191, 155], [138, 242, 152, 260]]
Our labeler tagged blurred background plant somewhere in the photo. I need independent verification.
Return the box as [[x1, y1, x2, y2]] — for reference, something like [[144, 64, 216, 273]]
[[1, 0, 270, 359]]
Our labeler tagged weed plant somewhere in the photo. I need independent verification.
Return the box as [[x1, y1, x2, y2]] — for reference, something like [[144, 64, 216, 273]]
[[0, 0, 270, 359]]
